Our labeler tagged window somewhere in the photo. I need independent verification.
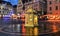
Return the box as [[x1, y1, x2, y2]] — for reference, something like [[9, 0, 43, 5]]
[[4, 11, 7, 14], [49, 7, 52, 11], [22, 0, 25, 4], [34, 4, 38, 7], [3, 8, 4, 10], [55, 6, 58, 10], [22, 0, 32, 4], [23, 6, 25, 10], [22, 0, 29, 4], [59, 0, 60, 2], [29, 0, 32, 1], [49, 1, 52, 5], [3, 11, 4, 14], [55, 0, 59, 3], [25, 0, 28, 3]]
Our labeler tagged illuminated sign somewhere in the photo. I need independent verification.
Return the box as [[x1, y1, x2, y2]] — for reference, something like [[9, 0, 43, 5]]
[[47, 15, 60, 20], [40, 15, 60, 20]]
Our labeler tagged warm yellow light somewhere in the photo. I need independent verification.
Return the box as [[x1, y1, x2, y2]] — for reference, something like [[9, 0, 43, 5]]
[[17, 15, 20, 17], [24, 24, 34, 27], [52, 25, 57, 32], [17, 14, 20, 16], [49, 15, 55, 20], [30, 19, 32, 21], [47, 16, 49, 19], [26, 6, 36, 12], [11, 14, 17, 19], [56, 17, 59, 20], [34, 27, 38, 35], [56, 16, 60, 20], [35, 17, 37, 20], [30, 15, 32, 17], [1, 6, 3, 9], [53, 16, 55, 18]]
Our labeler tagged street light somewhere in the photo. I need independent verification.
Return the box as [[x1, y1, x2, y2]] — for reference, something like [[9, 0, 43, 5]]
[[17, 13, 20, 16], [17, 14, 20, 18], [12, 14, 15, 16]]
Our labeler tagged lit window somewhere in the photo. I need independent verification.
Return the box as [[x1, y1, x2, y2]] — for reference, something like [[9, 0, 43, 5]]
[[30, 19, 32, 21], [1, 6, 3, 9]]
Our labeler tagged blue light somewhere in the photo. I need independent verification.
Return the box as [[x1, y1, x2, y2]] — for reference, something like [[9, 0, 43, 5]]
[[3, 9, 14, 23], [8, 9, 14, 16], [3, 0, 18, 5]]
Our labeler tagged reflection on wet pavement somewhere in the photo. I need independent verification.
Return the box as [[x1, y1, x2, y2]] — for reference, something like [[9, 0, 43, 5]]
[[0, 19, 60, 36]]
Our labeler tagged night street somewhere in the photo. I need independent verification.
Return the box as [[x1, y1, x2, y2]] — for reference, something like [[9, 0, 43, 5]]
[[0, 0, 60, 36], [0, 19, 59, 36]]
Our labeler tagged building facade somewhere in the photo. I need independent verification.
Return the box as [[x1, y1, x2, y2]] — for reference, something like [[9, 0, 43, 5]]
[[13, 5, 17, 14], [0, 1, 13, 16], [47, 0, 60, 15], [17, 0, 47, 14], [17, 0, 47, 24]]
